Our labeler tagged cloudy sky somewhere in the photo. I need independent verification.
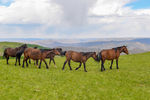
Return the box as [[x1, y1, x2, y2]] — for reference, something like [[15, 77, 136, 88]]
[[0, 0, 150, 38]]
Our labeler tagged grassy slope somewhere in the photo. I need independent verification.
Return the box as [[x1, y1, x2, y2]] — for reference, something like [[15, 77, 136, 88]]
[[0, 52, 150, 100], [0, 42, 48, 56]]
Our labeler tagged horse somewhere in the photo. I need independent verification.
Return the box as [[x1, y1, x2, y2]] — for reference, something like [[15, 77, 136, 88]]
[[3, 44, 27, 66], [97, 46, 129, 71], [22, 48, 60, 69], [40, 48, 62, 68], [62, 51, 98, 72], [28, 47, 38, 64]]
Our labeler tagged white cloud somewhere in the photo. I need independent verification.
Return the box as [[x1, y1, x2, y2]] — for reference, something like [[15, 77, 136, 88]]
[[0, 0, 150, 38], [0, 0, 62, 25]]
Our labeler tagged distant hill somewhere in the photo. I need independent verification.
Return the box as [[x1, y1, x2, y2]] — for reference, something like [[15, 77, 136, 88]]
[[0, 42, 48, 56], [29, 38, 150, 54], [0, 38, 150, 54]]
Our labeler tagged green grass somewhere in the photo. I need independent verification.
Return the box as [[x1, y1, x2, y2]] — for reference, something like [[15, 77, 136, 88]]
[[0, 52, 150, 100], [0, 42, 48, 56]]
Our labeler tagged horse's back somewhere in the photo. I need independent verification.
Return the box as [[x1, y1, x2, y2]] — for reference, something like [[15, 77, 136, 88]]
[[5, 48, 17, 57], [101, 49, 117, 60], [65, 51, 82, 62]]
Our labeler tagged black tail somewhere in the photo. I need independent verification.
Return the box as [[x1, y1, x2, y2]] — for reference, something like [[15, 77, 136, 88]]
[[97, 52, 102, 62], [3, 49, 7, 58], [61, 51, 66, 56]]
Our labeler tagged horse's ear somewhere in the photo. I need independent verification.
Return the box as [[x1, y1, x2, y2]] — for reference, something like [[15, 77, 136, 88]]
[[124, 45, 127, 48]]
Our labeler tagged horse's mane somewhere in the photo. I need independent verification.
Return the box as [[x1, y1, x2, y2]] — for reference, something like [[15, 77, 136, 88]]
[[112, 46, 126, 52], [80, 52, 94, 56], [40, 49, 51, 53]]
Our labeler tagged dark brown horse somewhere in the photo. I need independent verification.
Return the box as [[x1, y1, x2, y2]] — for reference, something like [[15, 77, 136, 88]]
[[28, 47, 38, 64], [97, 46, 129, 71], [40, 48, 62, 68], [3, 44, 27, 65], [22, 48, 60, 69], [62, 51, 98, 72]]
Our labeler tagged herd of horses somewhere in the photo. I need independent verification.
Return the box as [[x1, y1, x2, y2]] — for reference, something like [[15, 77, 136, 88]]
[[3, 44, 129, 72]]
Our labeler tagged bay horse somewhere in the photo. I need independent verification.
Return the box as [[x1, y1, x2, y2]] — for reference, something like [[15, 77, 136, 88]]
[[97, 46, 129, 71], [62, 51, 98, 72], [22, 48, 60, 69], [40, 48, 62, 68], [28, 47, 38, 64], [3, 44, 27, 65]]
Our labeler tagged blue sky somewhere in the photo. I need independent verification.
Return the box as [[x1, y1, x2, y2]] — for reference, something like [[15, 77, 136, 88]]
[[126, 0, 150, 9], [0, 0, 150, 38], [1, 0, 150, 9], [0, 0, 14, 6]]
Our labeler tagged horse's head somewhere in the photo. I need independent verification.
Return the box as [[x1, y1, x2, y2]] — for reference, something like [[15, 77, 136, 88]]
[[21, 44, 27, 49], [121, 46, 129, 55], [34, 47, 38, 49], [55, 48, 62, 52], [53, 49, 60, 55], [92, 52, 99, 61]]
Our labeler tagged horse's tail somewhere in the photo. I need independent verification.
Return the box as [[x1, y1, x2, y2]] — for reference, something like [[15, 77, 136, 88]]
[[97, 52, 102, 62], [61, 51, 66, 56], [3, 49, 7, 58]]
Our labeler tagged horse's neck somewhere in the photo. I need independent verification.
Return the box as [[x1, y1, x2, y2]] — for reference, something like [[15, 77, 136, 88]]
[[85, 54, 93, 60]]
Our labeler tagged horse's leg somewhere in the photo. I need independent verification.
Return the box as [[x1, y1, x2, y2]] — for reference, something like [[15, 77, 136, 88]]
[[34, 60, 36, 65], [68, 60, 72, 70], [49, 59, 52, 66], [29, 59, 31, 64], [116, 59, 119, 69], [101, 60, 105, 71], [52, 59, 57, 68], [110, 60, 113, 69], [18, 56, 21, 66], [6, 56, 9, 64], [83, 63, 87, 72], [15, 57, 17, 66], [62, 60, 67, 70], [38, 60, 42, 69], [103, 60, 105, 71], [26, 59, 28, 67], [43, 59, 49, 69], [75, 62, 82, 70], [36, 60, 38, 65], [22, 58, 26, 68], [101, 60, 103, 71]]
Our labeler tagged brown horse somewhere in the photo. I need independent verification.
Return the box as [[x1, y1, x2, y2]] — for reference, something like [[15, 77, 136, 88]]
[[62, 51, 98, 72], [39, 48, 62, 68], [22, 48, 60, 69], [3, 44, 27, 65], [97, 46, 129, 71]]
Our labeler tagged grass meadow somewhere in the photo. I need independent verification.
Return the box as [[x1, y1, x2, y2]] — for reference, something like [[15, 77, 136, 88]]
[[0, 52, 150, 100]]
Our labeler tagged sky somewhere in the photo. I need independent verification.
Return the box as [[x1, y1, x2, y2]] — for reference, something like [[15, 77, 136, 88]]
[[0, 0, 150, 39]]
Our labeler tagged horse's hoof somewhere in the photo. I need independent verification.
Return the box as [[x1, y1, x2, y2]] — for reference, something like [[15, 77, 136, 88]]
[[54, 65, 57, 68], [84, 71, 87, 72], [110, 67, 112, 69]]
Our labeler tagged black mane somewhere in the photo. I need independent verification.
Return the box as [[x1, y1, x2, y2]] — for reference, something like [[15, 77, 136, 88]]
[[40, 49, 52, 53], [112, 46, 126, 52], [80, 52, 94, 56]]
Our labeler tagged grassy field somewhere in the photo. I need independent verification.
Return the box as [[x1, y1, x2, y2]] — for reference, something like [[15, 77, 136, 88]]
[[0, 52, 150, 100], [0, 42, 48, 56]]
